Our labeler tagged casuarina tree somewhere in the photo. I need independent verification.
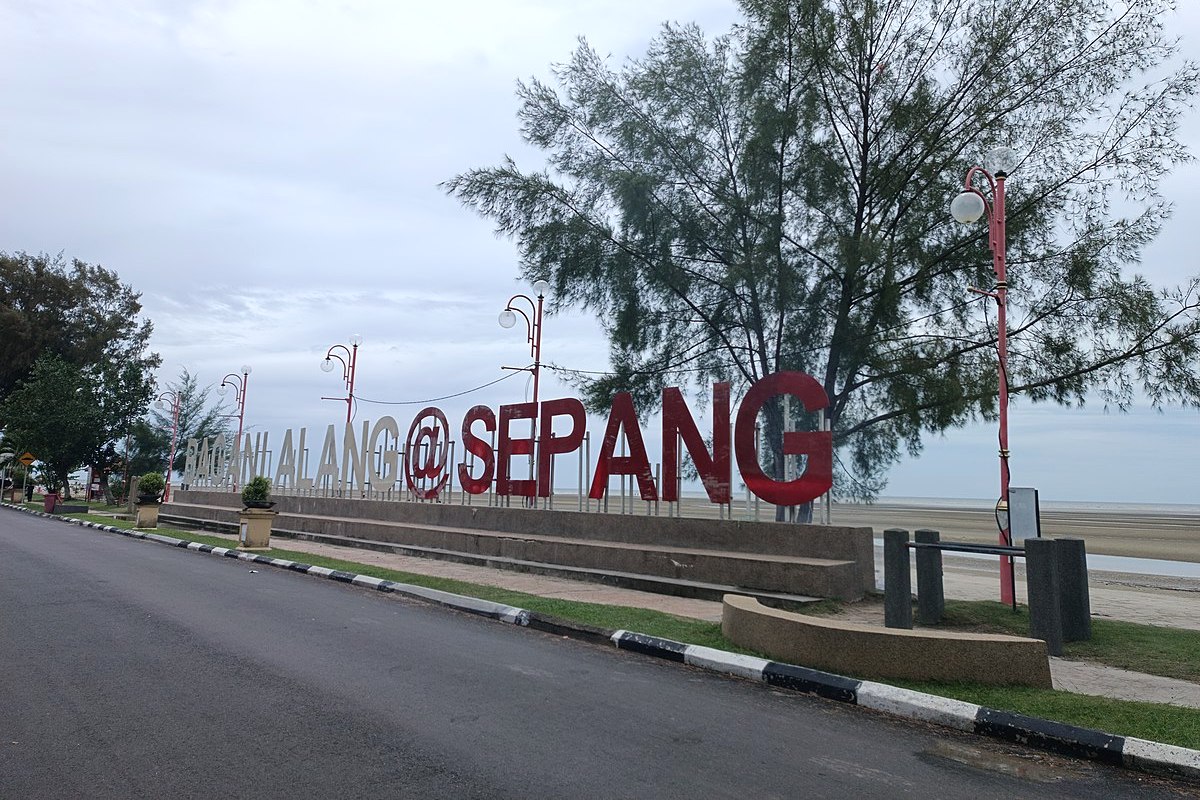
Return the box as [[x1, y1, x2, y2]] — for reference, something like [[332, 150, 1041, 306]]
[[446, 0, 1200, 509], [122, 369, 232, 480]]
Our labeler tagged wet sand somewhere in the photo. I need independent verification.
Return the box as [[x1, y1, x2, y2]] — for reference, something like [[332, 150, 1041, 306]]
[[828, 502, 1200, 564]]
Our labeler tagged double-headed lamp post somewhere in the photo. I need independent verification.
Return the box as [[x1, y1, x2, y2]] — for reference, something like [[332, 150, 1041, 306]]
[[217, 365, 252, 491], [321, 334, 363, 425], [499, 279, 550, 406], [951, 145, 1019, 605], [154, 390, 182, 503]]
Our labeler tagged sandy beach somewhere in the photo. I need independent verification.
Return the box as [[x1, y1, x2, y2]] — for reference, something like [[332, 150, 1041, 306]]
[[829, 501, 1200, 564], [564, 491, 1200, 564]]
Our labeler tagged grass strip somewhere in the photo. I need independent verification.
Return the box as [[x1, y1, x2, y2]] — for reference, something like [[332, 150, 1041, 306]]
[[60, 510, 1200, 751], [939, 600, 1200, 683]]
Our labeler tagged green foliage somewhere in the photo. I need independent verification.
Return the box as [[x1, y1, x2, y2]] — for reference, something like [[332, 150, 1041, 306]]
[[241, 475, 272, 505], [0, 354, 155, 497], [87, 355, 157, 477], [0, 251, 158, 497], [446, 0, 1200, 497], [0, 356, 101, 494], [0, 251, 159, 403], [136, 471, 164, 498], [121, 369, 232, 478]]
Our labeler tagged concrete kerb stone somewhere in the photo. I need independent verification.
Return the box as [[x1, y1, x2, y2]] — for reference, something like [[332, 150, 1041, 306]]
[[857, 681, 979, 732], [1123, 738, 1200, 782], [3, 500, 1198, 783]]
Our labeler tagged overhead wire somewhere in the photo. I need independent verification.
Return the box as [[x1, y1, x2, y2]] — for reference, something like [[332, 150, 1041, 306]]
[[354, 369, 525, 407]]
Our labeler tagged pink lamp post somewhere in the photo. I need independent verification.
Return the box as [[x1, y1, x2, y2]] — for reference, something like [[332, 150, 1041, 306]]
[[951, 145, 1019, 605], [154, 390, 182, 503], [321, 335, 362, 424], [218, 365, 252, 491]]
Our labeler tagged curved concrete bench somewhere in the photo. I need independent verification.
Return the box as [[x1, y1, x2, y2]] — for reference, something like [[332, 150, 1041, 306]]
[[722, 594, 1052, 688]]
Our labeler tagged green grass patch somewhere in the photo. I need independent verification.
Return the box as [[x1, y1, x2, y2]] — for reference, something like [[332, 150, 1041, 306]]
[[939, 600, 1200, 683]]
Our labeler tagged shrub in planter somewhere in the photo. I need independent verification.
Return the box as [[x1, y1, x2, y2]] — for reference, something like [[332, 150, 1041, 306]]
[[241, 476, 274, 509], [136, 472, 165, 503]]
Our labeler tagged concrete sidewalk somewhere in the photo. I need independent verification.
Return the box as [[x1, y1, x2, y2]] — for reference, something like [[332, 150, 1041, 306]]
[[191, 526, 1200, 711]]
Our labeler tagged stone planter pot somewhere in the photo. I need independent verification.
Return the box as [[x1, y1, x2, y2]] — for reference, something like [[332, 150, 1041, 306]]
[[134, 500, 161, 529], [237, 507, 277, 550]]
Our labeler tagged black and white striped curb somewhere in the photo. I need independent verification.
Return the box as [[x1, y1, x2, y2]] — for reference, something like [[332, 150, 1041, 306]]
[[4, 505, 528, 626], [6, 502, 1198, 783], [609, 631, 1199, 781]]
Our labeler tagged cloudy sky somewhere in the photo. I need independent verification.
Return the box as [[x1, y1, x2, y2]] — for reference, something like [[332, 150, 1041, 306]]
[[2, 0, 1197, 505]]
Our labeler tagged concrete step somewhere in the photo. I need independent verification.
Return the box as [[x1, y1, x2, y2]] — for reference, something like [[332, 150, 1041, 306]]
[[159, 507, 835, 607], [285, 512, 861, 599], [173, 489, 872, 563]]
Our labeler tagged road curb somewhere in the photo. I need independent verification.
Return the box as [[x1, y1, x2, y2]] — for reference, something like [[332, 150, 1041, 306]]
[[7, 502, 1198, 783]]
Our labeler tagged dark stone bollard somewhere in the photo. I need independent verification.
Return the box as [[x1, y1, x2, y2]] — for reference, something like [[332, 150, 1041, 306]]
[[883, 528, 912, 630], [1056, 538, 1092, 642], [914, 529, 944, 625], [127, 476, 140, 516], [1025, 538, 1064, 656]]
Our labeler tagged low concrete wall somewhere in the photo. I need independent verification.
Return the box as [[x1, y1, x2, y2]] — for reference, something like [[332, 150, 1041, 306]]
[[721, 594, 1052, 688], [174, 490, 875, 587]]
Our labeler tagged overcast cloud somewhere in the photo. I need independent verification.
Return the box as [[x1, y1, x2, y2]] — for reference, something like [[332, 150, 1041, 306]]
[[2, 0, 1197, 505]]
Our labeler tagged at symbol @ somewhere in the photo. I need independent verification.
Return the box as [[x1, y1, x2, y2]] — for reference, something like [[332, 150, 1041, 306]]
[[405, 407, 451, 500]]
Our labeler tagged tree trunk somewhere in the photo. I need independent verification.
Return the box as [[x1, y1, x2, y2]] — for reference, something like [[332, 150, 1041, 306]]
[[94, 467, 114, 505]]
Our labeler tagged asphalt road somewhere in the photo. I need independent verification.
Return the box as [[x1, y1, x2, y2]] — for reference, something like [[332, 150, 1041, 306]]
[[1, 512, 1193, 799]]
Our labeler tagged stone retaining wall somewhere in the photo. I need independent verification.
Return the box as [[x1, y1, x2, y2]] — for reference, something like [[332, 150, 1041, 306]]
[[170, 489, 876, 600], [721, 594, 1052, 688]]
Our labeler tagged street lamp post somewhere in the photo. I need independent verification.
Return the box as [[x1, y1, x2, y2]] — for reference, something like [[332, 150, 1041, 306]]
[[499, 280, 550, 504], [321, 335, 363, 425], [218, 365, 252, 491], [951, 145, 1019, 606], [155, 390, 182, 503], [499, 279, 550, 407]]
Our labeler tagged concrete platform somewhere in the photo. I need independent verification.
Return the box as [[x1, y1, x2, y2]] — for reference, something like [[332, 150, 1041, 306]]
[[165, 489, 875, 602]]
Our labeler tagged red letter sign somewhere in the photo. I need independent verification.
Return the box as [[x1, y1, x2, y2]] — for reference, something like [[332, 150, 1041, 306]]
[[734, 372, 832, 505], [588, 392, 658, 501], [537, 398, 586, 497], [498, 402, 537, 497], [404, 408, 451, 500], [662, 383, 730, 503], [458, 405, 496, 495]]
